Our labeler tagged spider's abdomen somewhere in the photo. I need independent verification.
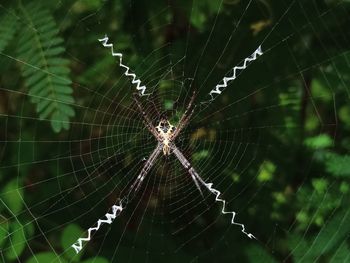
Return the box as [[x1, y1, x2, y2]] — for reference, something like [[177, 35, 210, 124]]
[[162, 142, 171, 155], [156, 119, 175, 155]]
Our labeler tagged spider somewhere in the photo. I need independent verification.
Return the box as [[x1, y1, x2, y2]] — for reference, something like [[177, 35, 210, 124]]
[[155, 119, 174, 155], [128, 91, 204, 197]]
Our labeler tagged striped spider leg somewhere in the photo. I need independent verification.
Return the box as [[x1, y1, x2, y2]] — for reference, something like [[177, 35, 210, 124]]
[[133, 94, 162, 142], [126, 142, 163, 199], [171, 144, 204, 197], [171, 91, 196, 141]]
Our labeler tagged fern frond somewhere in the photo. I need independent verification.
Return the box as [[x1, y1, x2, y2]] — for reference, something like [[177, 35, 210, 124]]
[[17, 3, 75, 133], [0, 12, 18, 53]]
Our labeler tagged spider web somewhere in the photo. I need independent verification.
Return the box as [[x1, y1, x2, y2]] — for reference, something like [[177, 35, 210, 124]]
[[0, 0, 350, 262]]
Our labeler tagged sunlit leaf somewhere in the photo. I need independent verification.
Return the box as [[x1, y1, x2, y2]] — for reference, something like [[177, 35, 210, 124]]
[[312, 178, 328, 194], [325, 153, 350, 177], [0, 180, 23, 214], [304, 134, 333, 149], [257, 160, 276, 182], [5, 222, 26, 260], [61, 224, 83, 261]]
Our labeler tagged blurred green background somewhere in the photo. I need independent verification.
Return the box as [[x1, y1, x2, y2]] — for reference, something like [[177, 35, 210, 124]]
[[1, 0, 350, 262]]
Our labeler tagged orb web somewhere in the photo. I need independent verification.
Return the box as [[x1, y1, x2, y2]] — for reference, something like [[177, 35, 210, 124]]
[[0, 0, 349, 262]]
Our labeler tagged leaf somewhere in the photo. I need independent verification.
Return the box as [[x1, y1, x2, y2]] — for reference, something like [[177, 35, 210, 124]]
[[288, 234, 315, 263], [329, 242, 350, 263], [257, 160, 276, 182], [0, 217, 9, 247], [61, 224, 83, 261], [311, 178, 328, 194], [325, 153, 350, 177], [5, 222, 27, 260], [192, 150, 209, 161], [304, 134, 333, 150], [26, 252, 66, 263], [0, 12, 18, 53], [311, 79, 332, 102], [0, 180, 23, 214], [339, 106, 350, 128], [17, 3, 75, 133], [304, 209, 350, 259], [190, 0, 221, 31]]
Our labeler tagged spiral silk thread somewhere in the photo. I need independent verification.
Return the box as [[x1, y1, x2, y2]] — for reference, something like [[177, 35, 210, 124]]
[[194, 173, 255, 239], [208, 45, 263, 101], [98, 35, 148, 96], [71, 202, 124, 253]]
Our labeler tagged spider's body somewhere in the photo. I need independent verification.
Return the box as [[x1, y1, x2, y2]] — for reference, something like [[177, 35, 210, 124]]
[[156, 119, 175, 155]]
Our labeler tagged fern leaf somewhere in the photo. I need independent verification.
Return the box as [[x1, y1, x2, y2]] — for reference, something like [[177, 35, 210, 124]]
[[17, 3, 75, 133], [0, 12, 18, 53]]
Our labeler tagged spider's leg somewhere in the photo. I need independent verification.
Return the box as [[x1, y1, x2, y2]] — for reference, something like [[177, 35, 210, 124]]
[[133, 94, 162, 141], [126, 143, 163, 200], [172, 91, 196, 140], [171, 144, 204, 197], [172, 145, 255, 239], [71, 143, 163, 254], [174, 106, 195, 137]]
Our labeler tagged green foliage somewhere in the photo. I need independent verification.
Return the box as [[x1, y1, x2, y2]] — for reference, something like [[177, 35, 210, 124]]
[[26, 252, 67, 263], [0, 217, 10, 247], [5, 222, 28, 260], [257, 160, 276, 182], [325, 153, 350, 177], [0, 179, 33, 261], [17, 3, 75, 133], [308, 209, 350, 256], [24, 224, 108, 263], [246, 244, 277, 263], [329, 242, 350, 263], [190, 0, 221, 31], [311, 79, 333, 103], [295, 181, 342, 229], [192, 149, 209, 161], [0, 12, 18, 53], [290, 208, 350, 262], [60, 224, 83, 261], [0, 0, 350, 262], [304, 134, 333, 150], [0, 180, 23, 214]]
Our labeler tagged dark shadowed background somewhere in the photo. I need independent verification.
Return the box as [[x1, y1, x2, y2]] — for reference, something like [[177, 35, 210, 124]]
[[0, 0, 350, 262]]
